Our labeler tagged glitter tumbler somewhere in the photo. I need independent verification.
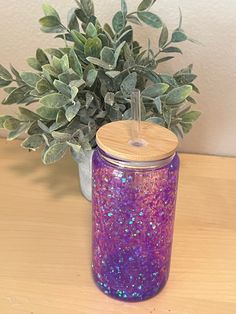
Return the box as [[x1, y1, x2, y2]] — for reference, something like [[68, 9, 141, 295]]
[[92, 120, 179, 301]]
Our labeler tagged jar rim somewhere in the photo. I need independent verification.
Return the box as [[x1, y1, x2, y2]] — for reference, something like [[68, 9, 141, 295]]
[[98, 148, 176, 169]]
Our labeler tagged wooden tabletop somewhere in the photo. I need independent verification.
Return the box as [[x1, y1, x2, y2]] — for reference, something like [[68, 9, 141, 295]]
[[0, 139, 236, 314]]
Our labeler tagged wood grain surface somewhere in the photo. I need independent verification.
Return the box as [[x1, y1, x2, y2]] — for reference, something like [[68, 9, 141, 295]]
[[96, 121, 178, 161], [0, 138, 235, 314]]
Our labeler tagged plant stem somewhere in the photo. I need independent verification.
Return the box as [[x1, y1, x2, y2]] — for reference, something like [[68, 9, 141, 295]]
[[154, 40, 172, 59]]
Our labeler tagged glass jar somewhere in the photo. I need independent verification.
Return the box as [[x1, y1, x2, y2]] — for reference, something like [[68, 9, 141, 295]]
[[92, 142, 180, 301]]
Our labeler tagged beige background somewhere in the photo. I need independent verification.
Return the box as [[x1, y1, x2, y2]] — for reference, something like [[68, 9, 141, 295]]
[[0, 0, 235, 156]]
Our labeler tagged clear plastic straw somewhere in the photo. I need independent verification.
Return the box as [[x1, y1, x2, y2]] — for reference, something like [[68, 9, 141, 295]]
[[129, 89, 146, 147]]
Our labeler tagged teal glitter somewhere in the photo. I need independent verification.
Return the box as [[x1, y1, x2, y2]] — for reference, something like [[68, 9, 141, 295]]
[[92, 150, 180, 301]]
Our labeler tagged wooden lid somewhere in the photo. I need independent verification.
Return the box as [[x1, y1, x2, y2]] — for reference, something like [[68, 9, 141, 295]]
[[96, 120, 178, 162]]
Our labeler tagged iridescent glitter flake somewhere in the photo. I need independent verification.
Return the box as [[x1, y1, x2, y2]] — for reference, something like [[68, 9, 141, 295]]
[[92, 149, 180, 301]]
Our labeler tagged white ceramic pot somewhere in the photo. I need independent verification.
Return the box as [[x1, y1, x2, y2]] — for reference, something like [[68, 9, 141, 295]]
[[75, 149, 94, 201]]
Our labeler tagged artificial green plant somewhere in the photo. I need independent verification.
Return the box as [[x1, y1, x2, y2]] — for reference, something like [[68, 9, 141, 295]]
[[0, 0, 201, 164]]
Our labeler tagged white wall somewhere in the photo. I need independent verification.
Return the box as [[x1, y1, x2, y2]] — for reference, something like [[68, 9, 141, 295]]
[[0, 0, 235, 156]]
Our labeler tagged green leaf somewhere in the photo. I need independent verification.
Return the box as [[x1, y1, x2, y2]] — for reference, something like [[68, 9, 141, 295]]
[[40, 25, 65, 34], [0, 78, 11, 88], [65, 102, 81, 121], [38, 120, 50, 133], [4, 87, 15, 94], [60, 55, 70, 72], [154, 97, 162, 113], [49, 118, 68, 132], [37, 106, 59, 120], [176, 64, 193, 75], [86, 93, 94, 108], [138, 0, 153, 11], [127, 15, 141, 25], [51, 56, 62, 74], [27, 121, 43, 135], [75, 8, 88, 24], [182, 111, 201, 122], [80, 0, 94, 16], [86, 57, 111, 70], [52, 131, 72, 141], [86, 69, 98, 87], [121, 72, 137, 97], [105, 71, 120, 79], [20, 72, 41, 87], [112, 11, 125, 33], [104, 23, 115, 38], [117, 28, 133, 45], [180, 122, 192, 134], [3, 117, 21, 130], [104, 92, 114, 106], [175, 73, 197, 83], [42, 142, 68, 165], [42, 65, 55, 81], [163, 47, 182, 54], [39, 16, 61, 27], [84, 37, 102, 58], [7, 123, 29, 141], [2, 86, 27, 105], [137, 11, 162, 29], [45, 48, 63, 58], [0, 64, 12, 80], [191, 83, 200, 94], [70, 79, 86, 89], [10, 64, 21, 81], [40, 93, 71, 108], [142, 83, 169, 98], [159, 75, 178, 87], [171, 125, 183, 139], [42, 3, 60, 20], [159, 24, 168, 48], [146, 116, 164, 126], [36, 48, 49, 66], [67, 8, 80, 31], [71, 30, 86, 47], [166, 85, 192, 105], [121, 0, 128, 16], [19, 107, 40, 121], [114, 41, 126, 66], [0, 115, 11, 128], [53, 80, 71, 98], [36, 78, 52, 94], [58, 70, 80, 85], [21, 134, 44, 151], [56, 110, 67, 124], [71, 86, 78, 100], [86, 22, 97, 38], [100, 47, 115, 65], [69, 49, 83, 77], [27, 58, 42, 71], [171, 31, 187, 43], [177, 104, 191, 117], [67, 142, 81, 156], [186, 96, 196, 104], [157, 56, 174, 63]]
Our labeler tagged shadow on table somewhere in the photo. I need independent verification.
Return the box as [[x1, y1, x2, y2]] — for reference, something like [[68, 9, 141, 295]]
[[5, 141, 81, 199]]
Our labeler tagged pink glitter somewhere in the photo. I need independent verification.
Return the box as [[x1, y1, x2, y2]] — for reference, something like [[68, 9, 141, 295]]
[[92, 149, 179, 301]]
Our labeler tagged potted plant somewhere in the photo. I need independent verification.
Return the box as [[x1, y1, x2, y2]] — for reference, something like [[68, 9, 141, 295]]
[[0, 0, 200, 200]]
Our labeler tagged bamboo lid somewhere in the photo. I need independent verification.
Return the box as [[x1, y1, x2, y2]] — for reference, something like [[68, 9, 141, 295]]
[[96, 120, 178, 162]]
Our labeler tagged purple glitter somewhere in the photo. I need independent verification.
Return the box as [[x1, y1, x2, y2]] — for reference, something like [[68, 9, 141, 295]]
[[92, 149, 180, 301]]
